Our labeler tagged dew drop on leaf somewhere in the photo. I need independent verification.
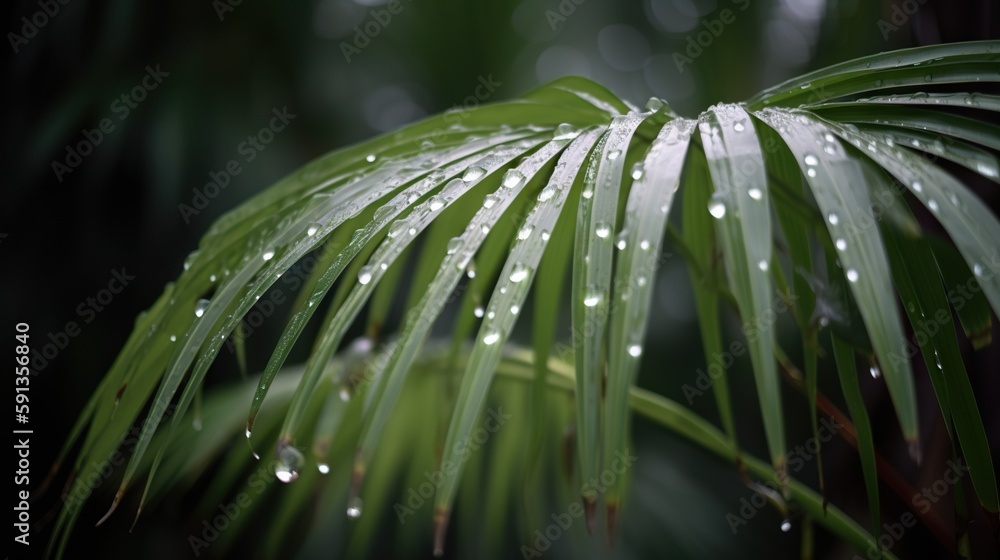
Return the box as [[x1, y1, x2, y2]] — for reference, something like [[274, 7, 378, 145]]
[[194, 299, 209, 318]]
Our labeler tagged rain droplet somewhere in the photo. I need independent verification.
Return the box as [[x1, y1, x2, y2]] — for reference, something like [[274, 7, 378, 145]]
[[194, 299, 209, 318], [708, 195, 727, 219], [824, 133, 836, 143], [275, 444, 304, 483], [388, 220, 406, 238], [170, 335, 177, 342], [628, 345, 642, 358], [804, 153, 819, 166], [502, 169, 526, 189], [480, 224, 491, 235], [483, 330, 501, 345], [365, 154, 377, 163], [644, 97, 665, 112], [631, 162, 645, 180], [509, 263, 530, 283], [581, 187, 594, 199], [428, 196, 445, 212], [615, 232, 628, 250], [318, 463, 330, 474], [733, 121, 746, 132], [911, 180, 923, 193], [474, 306, 485, 318], [358, 266, 374, 285], [595, 222, 612, 239], [973, 263, 984, 277], [583, 288, 602, 307], [537, 186, 556, 202], [462, 166, 486, 182], [510, 304, 520, 314], [780, 520, 792, 532], [758, 259, 769, 272], [183, 251, 199, 271], [827, 213, 840, 226], [748, 187, 762, 200], [806, 168, 817, 178], [540, 230, 551, 242], [262, 249, 275, 261], [606, 150, 621, 161], [446, 237, 462, 255], [639, 239, 650, 251], [553, 123, 580, 141], [869, 365, 881, 379], [483, 194, 500, 208], [346, 497, 363, 519], [927, 199, 939, 213], [846, 268, 859, 282], [835, 238, 847, 251]]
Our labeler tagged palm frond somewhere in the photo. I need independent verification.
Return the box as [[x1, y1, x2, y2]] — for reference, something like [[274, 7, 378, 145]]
[[50, 41, 1000, 558]]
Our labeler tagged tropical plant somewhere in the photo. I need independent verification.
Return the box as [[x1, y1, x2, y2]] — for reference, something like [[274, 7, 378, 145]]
[[48, 41, 999, 559]]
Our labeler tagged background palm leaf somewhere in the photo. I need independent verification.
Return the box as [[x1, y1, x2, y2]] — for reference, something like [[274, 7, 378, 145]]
[[48, 41, 999, 559]]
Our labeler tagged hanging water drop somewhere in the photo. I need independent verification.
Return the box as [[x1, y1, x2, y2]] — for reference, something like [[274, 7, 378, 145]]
[[346, 497, 363, 519], [194, 299, 209, 318], [275, 444, 305, 483], [358, 265, 374, 285], [708, 195, 727, 219]]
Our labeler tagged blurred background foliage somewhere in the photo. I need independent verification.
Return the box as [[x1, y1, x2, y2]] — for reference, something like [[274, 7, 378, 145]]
[[4, 0, 998, 558]]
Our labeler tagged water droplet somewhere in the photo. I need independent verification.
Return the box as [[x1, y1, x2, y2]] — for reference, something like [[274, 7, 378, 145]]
[[509, 263, 530, 283], [875, 79, 884, 87], [758, 259, 769, 272], [631, 162, 645, 180], [628, 344, 642, 358], [483, 194, 500, 208], [446, 237, 462, 255], [170, 334, 177, 342], [733, 121, 746, 132], [911, 180, 923, 193], [748, 187, 762, 200], [827, 213, 839, 226], [462, 166, 486, 182], [581, 187, 594, 199], [780, 520, 792, 532], [541, 230, 551, 242], [339, 386, 351, 402], [307, 223, 320, 236], [537, 186, 556, 202], [346, 497, 363, 519], [318, 463, 330, 474], [595, 222, 612, 239], [275, 444, 304, 483], [194, 299, 209, 318], [636, 275, 647, 287], [615, 232, 628, 250], [804, 153, 819, 166], [262, 249, 275, 261], [483, 330, 501, 345], [502, 169, 526, 189], [480, 224, 491, 235], [428, 196, 445, 212], [927, 199, 939, 213], [835, 238, 847, 251], [474, 306, 485, 318], [553, 123, 580, 140], [708, 195, 727, 219], [644, 97, 664, 112], [824, 133, 836, 143], [973, 263, 984, 277], [606, 150, 621, 161], [183, 251, 199, 271], [510, 304, 520, 314], [365, 154, 377, 163], [639, 239, 650, 251], [869, 365, 881, 379], [583, 288, 602, 307], [517, 224, 534, 240], [846, 268, 859, 282], [358, 266, 374, 285]]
